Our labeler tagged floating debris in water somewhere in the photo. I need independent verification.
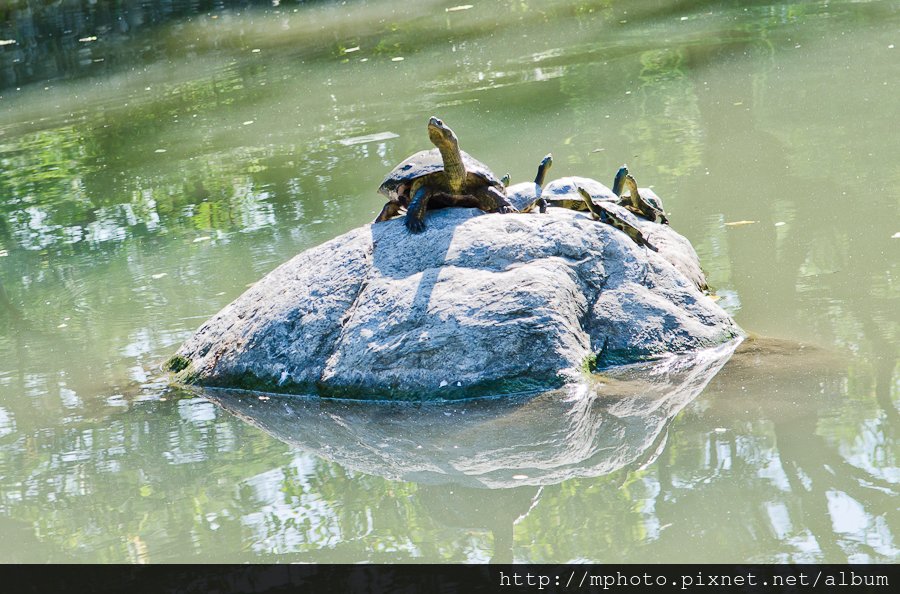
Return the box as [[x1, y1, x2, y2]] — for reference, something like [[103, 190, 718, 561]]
[[193, 236, 211, 243], [343, 46, 360, 54], [446, 4, 474, 11], [242, 120, 255, 126], [154, 148, 166, 153], [512, 474, 529, 480], [251, 48, 261, 53], [338, 131, 399, 146], [78, 36, 97, 43], [892, 232, 900, 239], [714, 427, 727, 433], [391, 56, 405, 62], [775, 221, 786, 227], [58, 323, 68, 329], [0, 250, 7, 257], [0, 40, 15, 46], [439, 380, 449, 387], [724, 220, 758, 227], [151, 273, 167, 280]]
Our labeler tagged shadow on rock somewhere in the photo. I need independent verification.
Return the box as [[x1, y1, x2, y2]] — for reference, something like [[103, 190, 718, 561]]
[[198, 338, 743, 489]]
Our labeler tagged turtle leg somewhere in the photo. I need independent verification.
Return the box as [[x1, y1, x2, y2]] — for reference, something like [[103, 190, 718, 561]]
[[404, 179, 431, 234], [374, 201, 402, 223], [472, 185, 518, 214]]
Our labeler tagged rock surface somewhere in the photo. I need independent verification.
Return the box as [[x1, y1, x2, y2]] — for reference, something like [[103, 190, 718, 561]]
[[168, 207, 743, 398]]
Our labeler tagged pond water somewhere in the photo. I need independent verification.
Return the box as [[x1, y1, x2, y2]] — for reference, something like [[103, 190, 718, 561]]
[[0, 0, 897, 563]]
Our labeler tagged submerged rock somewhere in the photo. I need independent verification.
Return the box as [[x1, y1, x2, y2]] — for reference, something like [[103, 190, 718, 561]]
[[167, 208, 742, 398]]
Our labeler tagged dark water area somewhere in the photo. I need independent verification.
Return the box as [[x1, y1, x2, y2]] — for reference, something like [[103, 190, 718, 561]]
[[0, 1, 288, 91], [0, 0, 897, 563]]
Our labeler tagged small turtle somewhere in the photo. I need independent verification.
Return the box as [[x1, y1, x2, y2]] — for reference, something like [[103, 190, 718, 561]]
[[619, 172, 669, 224], [539, 166, 626, 211], [506, 154, 553, 213], [376, 117, 515, 233], [578, 185, 657, 250]]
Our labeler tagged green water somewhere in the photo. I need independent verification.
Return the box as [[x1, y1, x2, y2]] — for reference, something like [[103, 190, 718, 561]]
[[0, 0, 896, 563]]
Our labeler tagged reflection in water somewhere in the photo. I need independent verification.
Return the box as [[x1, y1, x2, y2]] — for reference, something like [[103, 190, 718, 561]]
[[201, 340, 742, 489], [0, 0, 897, 564], [202, 340, 741, 562], [0, 1, 280, 92], [653, 339, 898, 563]]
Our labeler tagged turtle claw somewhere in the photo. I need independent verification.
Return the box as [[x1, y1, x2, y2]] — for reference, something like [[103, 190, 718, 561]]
[[405, 215, 426, 234], [497, 205, 518, 214]]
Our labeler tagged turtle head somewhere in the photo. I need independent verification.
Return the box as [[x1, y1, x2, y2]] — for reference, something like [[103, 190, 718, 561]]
[[624, 173, 640, 197], [535, 153, 553, 186], [612, 165, 629, 197], [427, 116, 459, 150], [576, 184, 601, 218]]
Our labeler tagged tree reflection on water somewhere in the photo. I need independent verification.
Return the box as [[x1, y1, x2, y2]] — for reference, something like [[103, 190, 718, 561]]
[[0, 0, 896, 564]]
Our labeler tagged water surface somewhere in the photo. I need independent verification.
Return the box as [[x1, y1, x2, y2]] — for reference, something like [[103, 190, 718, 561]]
[[0, 0, 897, 563]]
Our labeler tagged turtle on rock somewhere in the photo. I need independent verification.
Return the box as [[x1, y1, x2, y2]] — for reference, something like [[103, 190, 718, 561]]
[[619, 170, 669, 224], [375, 117, 516, 233], [536, 165, 627, 212], [506, 154, 554, 213], [578, 185, 657, 251]]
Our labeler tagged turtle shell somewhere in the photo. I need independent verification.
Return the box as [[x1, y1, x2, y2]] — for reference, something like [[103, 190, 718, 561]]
[[378, 148, 502, 199], [595, 200, 644, 228], [506, 181, 541, 211], [543, 176, 619, 209]]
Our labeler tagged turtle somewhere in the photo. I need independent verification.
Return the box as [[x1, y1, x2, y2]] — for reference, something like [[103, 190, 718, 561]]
[[619, 171, 669, 224], [577, 185, 657, 251], [500, 172, 511, 187], [506, 154, 554, 213], [537, 165, 628, 211], [375, 117, 515, 233]]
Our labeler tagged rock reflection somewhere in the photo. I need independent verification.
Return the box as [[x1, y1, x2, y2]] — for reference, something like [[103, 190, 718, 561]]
[[197, 339, 739, 562], [201, 339, 742, 490]]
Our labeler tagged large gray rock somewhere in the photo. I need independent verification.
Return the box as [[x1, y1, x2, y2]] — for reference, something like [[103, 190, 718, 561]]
[[167, 208, 743, 398]]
